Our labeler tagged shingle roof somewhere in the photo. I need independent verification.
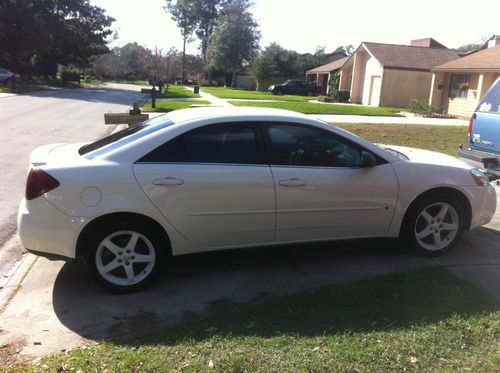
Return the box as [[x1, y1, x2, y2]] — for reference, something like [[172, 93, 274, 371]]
[[362, 42, 461, 71], [432, 44, 500, 72], [306, 57, 349, 74]]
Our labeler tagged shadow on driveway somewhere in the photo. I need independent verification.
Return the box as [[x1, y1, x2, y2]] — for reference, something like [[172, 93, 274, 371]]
[[50, 232, 500, 344]]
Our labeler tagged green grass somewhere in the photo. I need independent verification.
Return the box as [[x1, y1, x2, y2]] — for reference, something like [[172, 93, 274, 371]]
[[6, 268, 499, 372], [159, 84, 200, 98], [201, 86, 313, 102], [231, 100, 404, 116], [337, 123, 468, 157], [143, 100, 211, 112], [0, 85, 48, 94], [104, 79, 149, 86], [82, 79, 102, 86]]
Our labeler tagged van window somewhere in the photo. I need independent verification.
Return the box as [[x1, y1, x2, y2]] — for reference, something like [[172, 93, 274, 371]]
[[478, 79, 500, 114]]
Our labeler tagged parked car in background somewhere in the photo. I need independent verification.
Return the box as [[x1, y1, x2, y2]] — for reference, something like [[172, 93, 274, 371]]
[[459, 77, 500, 179], [268, 80, 322, 96], [18, 107, 496, 292], [0, 67, 19, 84]]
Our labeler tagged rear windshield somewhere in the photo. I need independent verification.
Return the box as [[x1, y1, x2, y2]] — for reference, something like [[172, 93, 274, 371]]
[[478, 79, 500, 114], [78, 114, 172, 155]]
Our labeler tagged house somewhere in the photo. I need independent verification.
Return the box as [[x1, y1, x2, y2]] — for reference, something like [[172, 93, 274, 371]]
[[305, 56, 349, 94], [429, 36, 500, 118], [338, 39, 461, 107]]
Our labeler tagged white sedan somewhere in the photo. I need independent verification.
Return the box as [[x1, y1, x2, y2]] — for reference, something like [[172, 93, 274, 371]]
[[18, 107, 497, 291]]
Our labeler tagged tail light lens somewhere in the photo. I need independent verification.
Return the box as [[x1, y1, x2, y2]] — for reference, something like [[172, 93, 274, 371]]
[[25, 168, 60, 200], [468, 115, 474, 138]]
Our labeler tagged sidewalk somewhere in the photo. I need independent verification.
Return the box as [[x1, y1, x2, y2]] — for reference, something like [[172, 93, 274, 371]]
[[313, 114, 469, 126]]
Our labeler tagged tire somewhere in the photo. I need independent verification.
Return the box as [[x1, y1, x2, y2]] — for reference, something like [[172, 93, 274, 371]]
[[307, 91, 314, 96], [402, 193, 466, 256], [277, 90, 283, 96], [85, 221, 163, 292]]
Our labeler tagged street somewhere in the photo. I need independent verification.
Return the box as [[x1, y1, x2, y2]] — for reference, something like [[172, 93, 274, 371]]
[[0, 83, 147, 250]]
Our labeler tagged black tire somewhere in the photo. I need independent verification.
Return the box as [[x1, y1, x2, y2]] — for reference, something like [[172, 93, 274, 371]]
[[277, 90, 283, 96], [401, 193, 466, 256], [307, 91, 314, 96], [85, 221, 164, 293]]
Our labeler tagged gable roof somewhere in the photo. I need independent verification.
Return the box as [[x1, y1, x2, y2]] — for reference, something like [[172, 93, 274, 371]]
[[306, 57, 349, 74], [432, 44, 500, 72], [361, 42, 461, 71]]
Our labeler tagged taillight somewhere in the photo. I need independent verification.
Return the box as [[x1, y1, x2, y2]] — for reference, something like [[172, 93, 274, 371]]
[[25, 168, 60, 200], [468, 114, 474, 138]]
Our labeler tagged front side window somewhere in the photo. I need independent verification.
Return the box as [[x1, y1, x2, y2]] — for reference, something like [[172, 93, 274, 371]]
[[138, 124, 261, 164], [478, 79, 500, 114], [267, 124, 363, 168], [449, 74, 469, 99]]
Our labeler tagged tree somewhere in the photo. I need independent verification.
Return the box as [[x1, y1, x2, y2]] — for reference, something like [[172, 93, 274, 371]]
[[116, 43, 152, 79], [252, 43, 301, 83], [0, 0, 114, 77], [92, 54, 131, 79], [335, 44, 355, 56], [164, 0, 197, 82], [206, 0, 260, 87]]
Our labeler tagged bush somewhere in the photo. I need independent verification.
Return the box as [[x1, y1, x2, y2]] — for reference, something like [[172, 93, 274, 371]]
[[408, 98, 433, 115], [60, 69, 81, 83], [336, 90, 350, 103]]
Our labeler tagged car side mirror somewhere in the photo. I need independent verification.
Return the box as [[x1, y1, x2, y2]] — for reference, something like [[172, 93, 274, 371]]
[[361, 151, 377, 168]]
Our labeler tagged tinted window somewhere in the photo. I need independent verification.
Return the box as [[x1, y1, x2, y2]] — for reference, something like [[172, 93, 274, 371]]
[[478, 79, 500, 114], [139, 124, 261, 164], [267, 124, 363, 167]]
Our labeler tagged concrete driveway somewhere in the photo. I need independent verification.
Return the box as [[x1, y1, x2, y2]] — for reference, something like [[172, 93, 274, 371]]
[[0, 185, 498, 358]]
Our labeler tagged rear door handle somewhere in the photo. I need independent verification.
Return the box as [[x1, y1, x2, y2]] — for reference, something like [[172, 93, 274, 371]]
[[152, 177, 184, 186], [279, 178, 307, 187]]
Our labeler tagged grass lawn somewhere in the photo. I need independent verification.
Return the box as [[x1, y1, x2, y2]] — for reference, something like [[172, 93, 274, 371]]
[[159, 84, 200, 98], [0, 85, 48, 94], [8, 268, 499, 372], [337, 123, 468, 157], [143, 100, 211, 112], [231, 100, 404, 116], [201, 86, 313, 102], [104, 79, 149, 86]]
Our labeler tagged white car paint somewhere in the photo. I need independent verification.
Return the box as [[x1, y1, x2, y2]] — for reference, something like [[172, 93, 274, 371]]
[[18, 107, 497, 262]]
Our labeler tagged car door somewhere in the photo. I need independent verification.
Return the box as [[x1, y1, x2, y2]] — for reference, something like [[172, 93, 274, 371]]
[[133, 123, 276, 248], [265, 123, 399, 242], [471, 78, 500, 154]]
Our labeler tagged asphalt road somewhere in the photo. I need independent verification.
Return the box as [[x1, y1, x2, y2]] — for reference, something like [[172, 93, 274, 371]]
[[0, 83, 148, 248]]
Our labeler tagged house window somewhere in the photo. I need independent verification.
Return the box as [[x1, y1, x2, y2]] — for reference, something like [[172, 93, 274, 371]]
[[449, 75, 469, 99]]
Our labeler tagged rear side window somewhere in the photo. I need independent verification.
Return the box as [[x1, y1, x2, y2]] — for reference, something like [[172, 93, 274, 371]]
[[478, 79, 500, 114], [138, 124, 263, 164]]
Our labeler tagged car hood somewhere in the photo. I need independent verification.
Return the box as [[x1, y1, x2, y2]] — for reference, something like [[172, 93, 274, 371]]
[[29, 143, 86, 167], [384, 145, 472, 169]]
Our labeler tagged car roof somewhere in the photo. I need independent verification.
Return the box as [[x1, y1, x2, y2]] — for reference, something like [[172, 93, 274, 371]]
[[165, 106, 313, 124]]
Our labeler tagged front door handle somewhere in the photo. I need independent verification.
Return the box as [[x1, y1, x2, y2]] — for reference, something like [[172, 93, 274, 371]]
[[152, 177, 184, 186], [279, 178, 307, 187]]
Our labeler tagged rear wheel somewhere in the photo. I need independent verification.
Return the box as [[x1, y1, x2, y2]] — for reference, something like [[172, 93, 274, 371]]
[[86, 222, 163, 292], [403, 194, 466, 256], [307, 91, 314, 96], [277, 90, 283, 95]]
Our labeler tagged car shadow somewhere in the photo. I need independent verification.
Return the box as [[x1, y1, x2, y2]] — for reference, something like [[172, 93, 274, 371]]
[[51, 231, 500, 344]]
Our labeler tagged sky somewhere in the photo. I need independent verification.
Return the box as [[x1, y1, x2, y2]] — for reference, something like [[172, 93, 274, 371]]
[[91, 0, 500, 55]]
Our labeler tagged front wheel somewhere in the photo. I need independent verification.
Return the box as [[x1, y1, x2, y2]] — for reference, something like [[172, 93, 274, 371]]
[[403, 194, 466, 256], [86, 222, 163, 292]]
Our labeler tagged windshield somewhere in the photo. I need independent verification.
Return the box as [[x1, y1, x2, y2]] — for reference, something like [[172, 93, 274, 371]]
[[78, 114, 172, 156]]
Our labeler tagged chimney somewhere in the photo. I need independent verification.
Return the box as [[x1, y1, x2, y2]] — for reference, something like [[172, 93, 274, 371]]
[[488, 35, 500, 48]]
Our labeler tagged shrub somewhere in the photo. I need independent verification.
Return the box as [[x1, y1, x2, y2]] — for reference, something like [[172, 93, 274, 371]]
[[336, 90, 350, 103], [408, 98, 433, 115], [60, 69, 81, 83]]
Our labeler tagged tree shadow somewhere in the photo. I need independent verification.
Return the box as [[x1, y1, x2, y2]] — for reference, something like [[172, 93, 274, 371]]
[[12, 84, 149, 106], [51, 236, 499, 345]]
